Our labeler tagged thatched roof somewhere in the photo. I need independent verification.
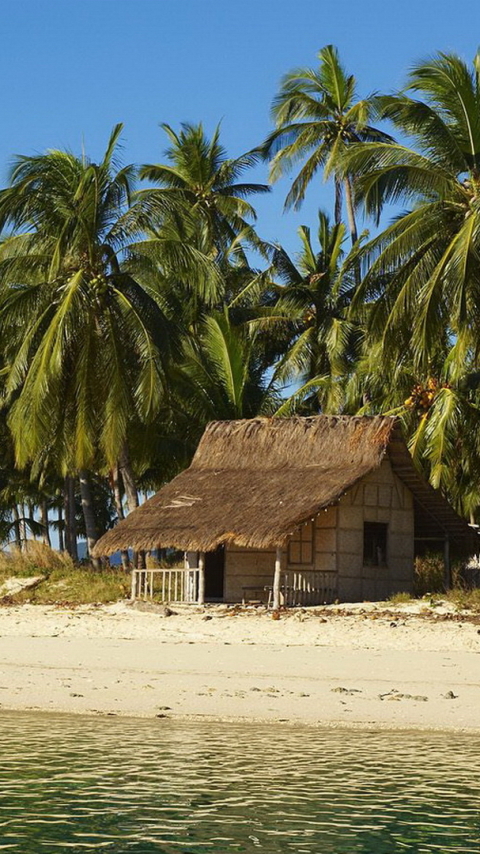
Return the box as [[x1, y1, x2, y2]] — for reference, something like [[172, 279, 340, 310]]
[[93, 415, 474, 555]]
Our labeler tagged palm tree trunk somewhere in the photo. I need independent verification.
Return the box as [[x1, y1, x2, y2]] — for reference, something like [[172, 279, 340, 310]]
[[79, 470, 102, 571], [12, 505, 21, 549], [119, 446, 144, 569], [64, 476, 78, 561], [334, 179, 342, 225], [119, 446, 139, 514], [112, 465, 130, 571], [64, 482, 71, 556], [28, 503, 37, 540], [19, 504, 27, 551], [40, 500, 51, 547], [343, 175, 358, 245], [344, 175, 361, 287], [58, 502, 65, 551]]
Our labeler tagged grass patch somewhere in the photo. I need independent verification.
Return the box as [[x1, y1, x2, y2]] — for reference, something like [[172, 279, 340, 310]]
[[386, 591, 414, 605], [443, 587, 480, 613], [0, 543, 130, 605], [0, 542, 74, 583]]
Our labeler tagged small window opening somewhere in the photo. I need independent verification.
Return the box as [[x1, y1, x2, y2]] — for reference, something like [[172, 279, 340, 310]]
[[363, 522, 388, 566], [288, 521, 314, 565]]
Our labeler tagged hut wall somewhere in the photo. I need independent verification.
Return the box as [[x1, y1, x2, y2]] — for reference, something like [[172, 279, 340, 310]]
[[223, 460, 414, 604], [335, 459, 414, 601], [224, 546, 283, 602]]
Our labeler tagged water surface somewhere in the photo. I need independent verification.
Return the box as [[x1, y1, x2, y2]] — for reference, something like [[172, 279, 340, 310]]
[[0, 712, 479, 852]]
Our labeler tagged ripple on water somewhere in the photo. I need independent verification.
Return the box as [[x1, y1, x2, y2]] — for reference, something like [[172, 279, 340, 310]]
[[0, 712, 479, 852]]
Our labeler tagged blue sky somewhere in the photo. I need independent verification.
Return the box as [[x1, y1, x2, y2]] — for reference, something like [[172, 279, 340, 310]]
[[2, 0, 480, 255]]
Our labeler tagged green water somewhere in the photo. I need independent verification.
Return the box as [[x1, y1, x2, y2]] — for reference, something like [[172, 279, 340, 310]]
[[0, 712, 479, 853]]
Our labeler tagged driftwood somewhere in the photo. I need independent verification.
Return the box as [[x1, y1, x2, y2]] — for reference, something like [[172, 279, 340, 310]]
[[0, 575, 45, 603]]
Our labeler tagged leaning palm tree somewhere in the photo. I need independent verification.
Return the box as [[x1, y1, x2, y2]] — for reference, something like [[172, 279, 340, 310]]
[[0, 125, 172, 559], [138, 122, 270, 260], [342, 50, 480, 376], [261, 45, 393, 243]]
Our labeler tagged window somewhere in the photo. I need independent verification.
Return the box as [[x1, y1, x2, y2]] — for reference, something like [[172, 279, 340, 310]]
[[363, 522, 388, 566], [288, 521, 314, 565]]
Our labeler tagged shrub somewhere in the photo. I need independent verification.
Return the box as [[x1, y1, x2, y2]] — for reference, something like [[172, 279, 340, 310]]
[[414, 553, 445, 596], [0, 542, 74, 581], [0, 543, 129, 604]]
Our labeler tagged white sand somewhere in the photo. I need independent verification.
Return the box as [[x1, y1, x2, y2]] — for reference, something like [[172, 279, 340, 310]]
[[0, 600, 479, 730]]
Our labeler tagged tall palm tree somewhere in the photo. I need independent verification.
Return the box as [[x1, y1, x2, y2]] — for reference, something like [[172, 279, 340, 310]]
[[262, 45, 392, 243], [138, 122, 270, 260], [343, 50, 480, 375], [0, 125, 172, 559], [249, 211, 359, 414]]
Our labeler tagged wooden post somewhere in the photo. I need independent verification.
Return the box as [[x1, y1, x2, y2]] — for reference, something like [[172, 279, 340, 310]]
[[198, 552, 206, 605], [130, 570, 136, 601], [273, 546, 282, 610], [444, 532, 451, 590]]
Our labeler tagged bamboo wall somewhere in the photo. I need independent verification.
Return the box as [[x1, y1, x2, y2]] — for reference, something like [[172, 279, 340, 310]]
[[334, 459, 414, 601], [224, 458, 414, 603]]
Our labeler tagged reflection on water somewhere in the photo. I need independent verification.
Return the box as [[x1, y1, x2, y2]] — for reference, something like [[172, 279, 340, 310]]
[[0, 712, 479, 852]]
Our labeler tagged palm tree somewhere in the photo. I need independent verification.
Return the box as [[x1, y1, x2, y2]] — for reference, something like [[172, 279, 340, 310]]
[[0, 125, 172, 559], [248, 211, 359, 414], [343, 50, 480, 375], [261, 45, 392, 243], [138, 122, 270, 260], [172, 311, 281, 430]]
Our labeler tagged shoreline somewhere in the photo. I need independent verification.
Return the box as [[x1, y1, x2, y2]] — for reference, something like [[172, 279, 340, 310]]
[[2, 706, 480, 735], [1, 600, 480, 732]]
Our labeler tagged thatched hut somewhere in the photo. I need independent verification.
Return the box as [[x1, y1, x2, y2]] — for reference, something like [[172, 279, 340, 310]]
[[93, 415, 475, 606]]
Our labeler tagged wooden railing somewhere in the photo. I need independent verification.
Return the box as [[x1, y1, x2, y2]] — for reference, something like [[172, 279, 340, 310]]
[[132, 568, 200, 603], [131, 566, 337, 607], [280, 570, 337, 606]]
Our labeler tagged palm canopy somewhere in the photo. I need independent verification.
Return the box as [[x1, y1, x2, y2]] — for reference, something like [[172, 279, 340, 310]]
[[0, 125, 171, 472], [261, 45, 392, 240], [169, 311, 282, 442], [138, 122, 270, 260], [343, 51, 480, 372], [249, 211, 359, 414]]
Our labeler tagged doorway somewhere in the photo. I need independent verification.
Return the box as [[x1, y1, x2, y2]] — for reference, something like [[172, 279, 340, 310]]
[[205, 546, 225, 600]]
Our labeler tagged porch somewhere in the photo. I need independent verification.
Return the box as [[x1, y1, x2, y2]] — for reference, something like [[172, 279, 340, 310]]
[[131, 548, 338, 607]]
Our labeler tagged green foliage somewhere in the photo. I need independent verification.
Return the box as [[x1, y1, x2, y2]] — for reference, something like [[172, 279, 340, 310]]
[[0, 543, 128, 604], [386, 591, 413, 605], [0, 45, 479, 560], [0, 126, 171, 473], [138, 122, 270, 262], [0, 542, 74, 580], [262, 45, 392, 240], [444, 587, 480, 612], [344, 51, 480, 373]]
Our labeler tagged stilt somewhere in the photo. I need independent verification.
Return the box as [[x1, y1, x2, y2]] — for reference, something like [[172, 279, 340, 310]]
[[198, 552, 205, 605], [273, 546, 282, 610]]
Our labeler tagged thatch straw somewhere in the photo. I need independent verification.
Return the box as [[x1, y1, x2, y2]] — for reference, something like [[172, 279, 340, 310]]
[[93, 415, 474, 556]]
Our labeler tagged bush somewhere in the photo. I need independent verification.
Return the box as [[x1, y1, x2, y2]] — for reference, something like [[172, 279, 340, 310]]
[[0, 543, 129, 604], [414, 553, 445, 596], [0, 542, 74, 581]]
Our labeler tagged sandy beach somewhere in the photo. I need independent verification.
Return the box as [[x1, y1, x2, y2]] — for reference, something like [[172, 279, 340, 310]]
[[0, 600, 479, 730]]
